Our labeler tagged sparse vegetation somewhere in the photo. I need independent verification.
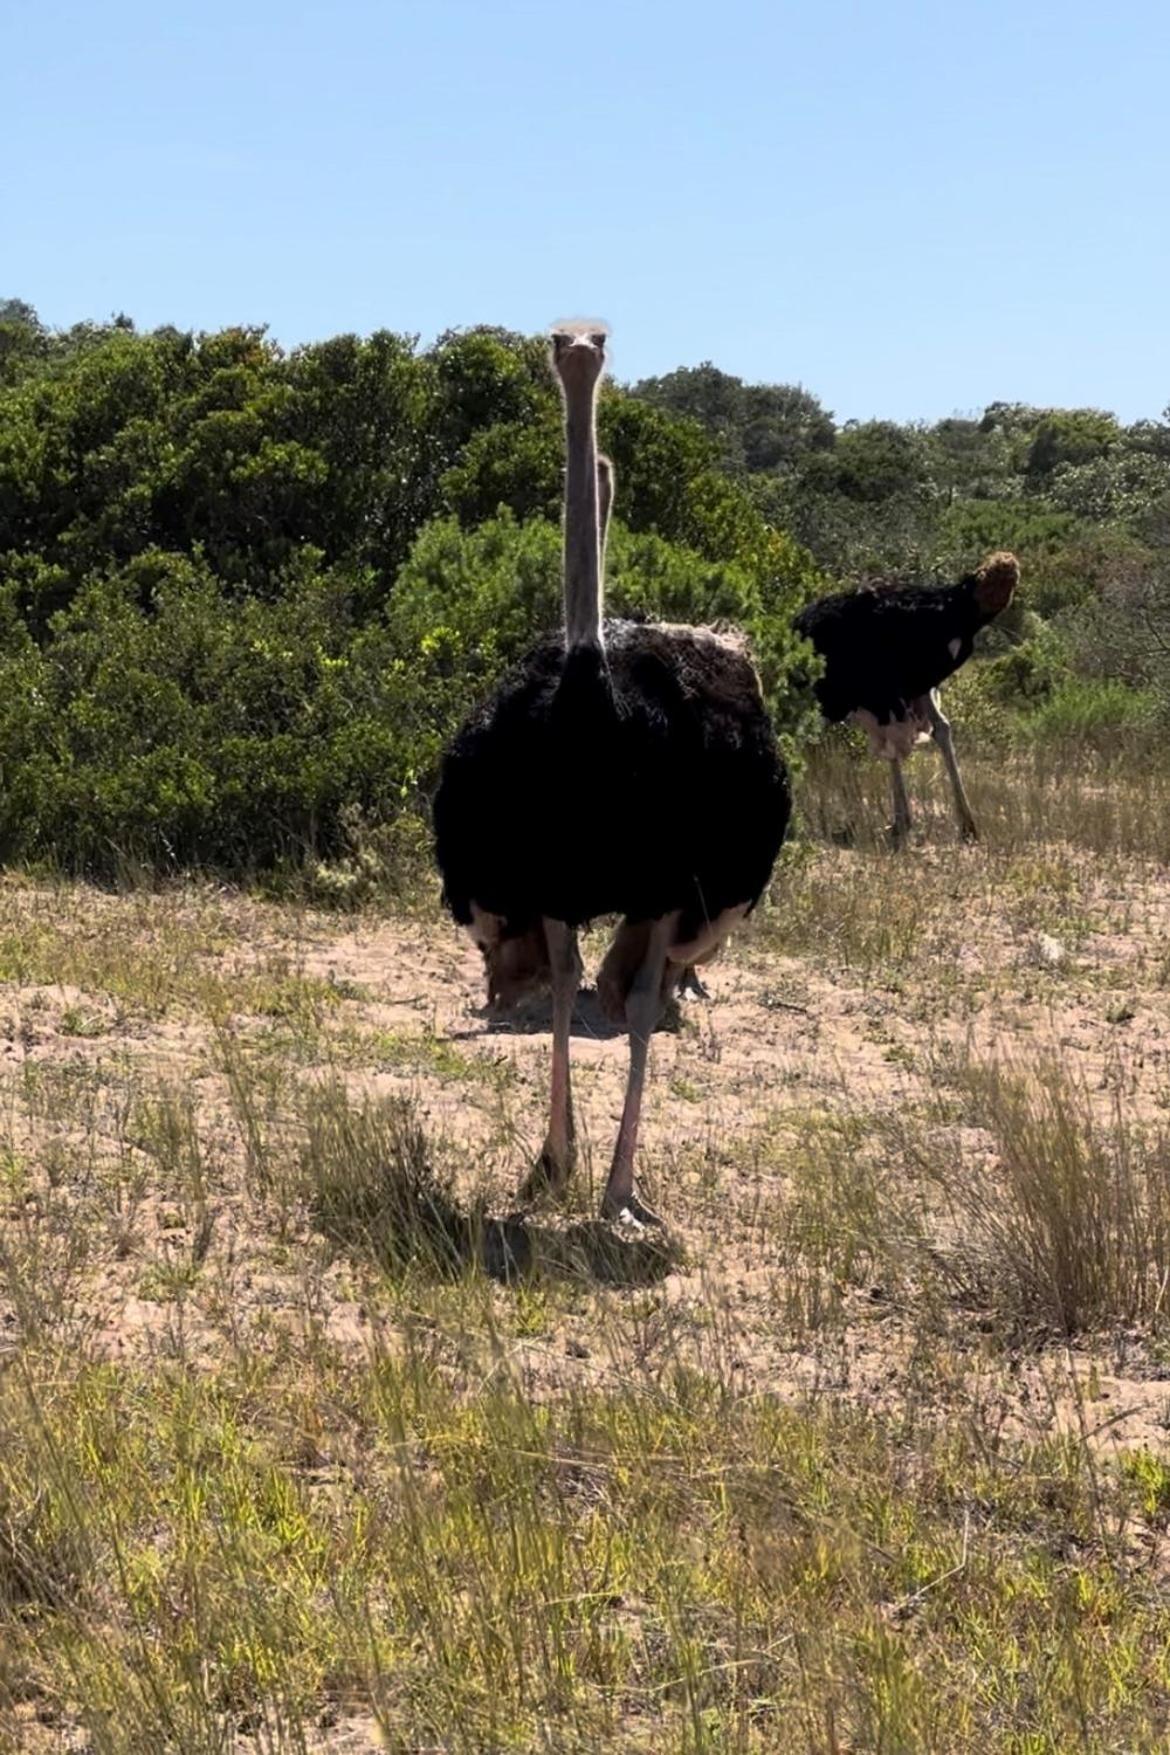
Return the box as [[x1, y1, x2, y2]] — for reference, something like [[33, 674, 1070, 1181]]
[[914, 1051, 1170, 1336], [2, 741, 1170, 1746], [4, 301, 1170, 1746], [5, 1338, 1170, 1753]]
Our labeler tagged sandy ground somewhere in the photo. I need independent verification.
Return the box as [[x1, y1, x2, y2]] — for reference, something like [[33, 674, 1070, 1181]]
[[4, 846, 1170, 1467]]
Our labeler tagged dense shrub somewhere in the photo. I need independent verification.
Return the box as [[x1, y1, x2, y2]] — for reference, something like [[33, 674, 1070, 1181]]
[[0, 515, 819, 875], [0, 550, 409, 870], [3, 301, 1165, 876], [0, 314, 831, 877]]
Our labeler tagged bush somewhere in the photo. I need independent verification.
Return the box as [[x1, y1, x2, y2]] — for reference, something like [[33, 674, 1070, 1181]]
[[1018, 678, 1158, 748], [0, 549, 417, 872], [0, 508, 821, 878], [387, 511, 823, 742], [0, 316, 832, 879]]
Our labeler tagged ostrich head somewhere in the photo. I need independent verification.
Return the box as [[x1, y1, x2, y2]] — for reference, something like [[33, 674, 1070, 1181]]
[[551, 321, 609, 371], [550, 322, 609, 396], [973, 551, 1020, 620]]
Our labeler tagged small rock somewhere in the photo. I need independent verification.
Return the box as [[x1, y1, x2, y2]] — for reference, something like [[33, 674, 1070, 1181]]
[[1033, 932, 1066, 969]]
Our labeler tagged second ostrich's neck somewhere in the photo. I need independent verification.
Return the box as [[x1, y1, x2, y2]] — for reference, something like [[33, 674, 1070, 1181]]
[[563, 400, 603, 651]]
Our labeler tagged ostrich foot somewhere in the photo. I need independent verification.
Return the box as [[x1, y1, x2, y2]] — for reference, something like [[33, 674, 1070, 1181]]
[[678, 966, 710, 1002], [886, 821, 910, 850], [959, 818, 979, 844], [599, 1186, 663, 1229], [517, 1143, 575, 1206]]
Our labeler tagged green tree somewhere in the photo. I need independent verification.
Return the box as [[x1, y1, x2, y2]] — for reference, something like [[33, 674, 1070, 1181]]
[[1024, 410, 1121, 482], [632, 362, 834, 474]]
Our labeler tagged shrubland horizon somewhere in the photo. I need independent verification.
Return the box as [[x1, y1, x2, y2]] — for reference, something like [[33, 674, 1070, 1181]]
[[14, 298, 1168, 430], [1, 294, 1168, 881]]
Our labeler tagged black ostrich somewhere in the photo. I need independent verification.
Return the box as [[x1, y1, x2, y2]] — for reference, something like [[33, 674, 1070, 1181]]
[[794, 553, 1020, 845], [433, 323, 790, 1225]]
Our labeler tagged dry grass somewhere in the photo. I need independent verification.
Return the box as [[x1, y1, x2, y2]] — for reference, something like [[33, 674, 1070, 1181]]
[[913, 1051, 1170, 1336], [301, 1082, 469, 1276], [774, 1049, 1170, 1345], [4, 1334, 1170, 1753], [3, 743, 1170, 1749], [799, 734, 1170, 867]]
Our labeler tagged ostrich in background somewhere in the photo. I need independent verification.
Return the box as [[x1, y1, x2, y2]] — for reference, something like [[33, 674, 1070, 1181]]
[[794, 553, 1020, 845], [434, 323, 790, 1225]]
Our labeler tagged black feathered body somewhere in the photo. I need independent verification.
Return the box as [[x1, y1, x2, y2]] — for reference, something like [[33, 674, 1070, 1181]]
[[794, 577, 989, 727], [434, 618, 790, 943]]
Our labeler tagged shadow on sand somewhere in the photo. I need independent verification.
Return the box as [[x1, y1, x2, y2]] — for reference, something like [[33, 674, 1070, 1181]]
[[477, 1211, 679, 1286], [308, 1122, 680, 1289], [315, 1192, 679, 1289], [448, 985, 685, 1043]]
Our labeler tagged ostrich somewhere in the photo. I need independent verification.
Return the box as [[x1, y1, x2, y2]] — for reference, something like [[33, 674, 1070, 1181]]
[[794, 553, 1020, 845], [433, 323, 790, 1225]]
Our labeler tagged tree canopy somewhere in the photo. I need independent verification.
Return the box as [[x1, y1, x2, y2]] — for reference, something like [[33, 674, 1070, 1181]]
[[2, 300, 1167, 878], [0, 306, 822, 875]]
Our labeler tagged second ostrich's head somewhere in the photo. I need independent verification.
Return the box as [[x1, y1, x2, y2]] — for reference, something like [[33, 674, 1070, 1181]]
[[549, 320, 610, 651], [972, 550, 1020, 622]]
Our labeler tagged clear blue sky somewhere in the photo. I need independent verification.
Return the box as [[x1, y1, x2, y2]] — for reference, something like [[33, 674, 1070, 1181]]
[[5, 0, 1167, 423]]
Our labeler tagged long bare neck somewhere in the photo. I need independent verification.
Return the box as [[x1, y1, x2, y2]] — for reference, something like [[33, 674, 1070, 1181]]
[[597, 453, 613, 581], [562, 389, 603, 651]]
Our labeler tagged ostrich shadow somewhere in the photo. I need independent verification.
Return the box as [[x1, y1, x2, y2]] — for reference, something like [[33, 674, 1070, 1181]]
[[315, 1197, 678, 1289], [309, 1144, 679, 1289], [449, 985, 685, 1043], [478, 1210, 679, 1286]]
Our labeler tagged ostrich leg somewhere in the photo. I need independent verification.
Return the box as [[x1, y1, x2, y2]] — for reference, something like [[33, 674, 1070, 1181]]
[[519, 918, 581, 1201], [926, 692, 978, 842], [601, 914, 675, 1226], [679, 966, 710, 1001], [889, 758, 912, 848]]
